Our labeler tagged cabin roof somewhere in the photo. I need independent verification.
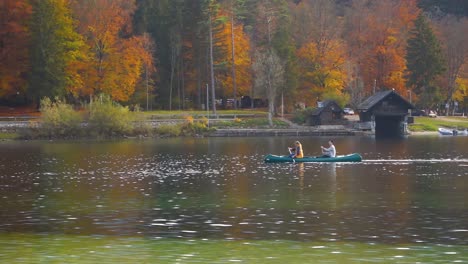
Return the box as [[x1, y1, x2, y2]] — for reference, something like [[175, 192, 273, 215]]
[[310, 100, 342, 116], [357, 90, 414, 111]]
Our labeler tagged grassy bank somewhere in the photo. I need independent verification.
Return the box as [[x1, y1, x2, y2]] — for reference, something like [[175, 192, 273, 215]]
[[409, 117, 468, 132], [139, 109, 268, 121], [214, 117, 289, 128], [0, 132, 20, 140]]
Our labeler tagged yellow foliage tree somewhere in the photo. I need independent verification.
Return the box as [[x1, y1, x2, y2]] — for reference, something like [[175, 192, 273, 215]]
[[453, 77, 467, 103], [297, 39, 347, 104]]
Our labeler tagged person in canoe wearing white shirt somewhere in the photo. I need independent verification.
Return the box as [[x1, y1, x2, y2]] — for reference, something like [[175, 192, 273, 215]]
[[320, 140, 336, 158]]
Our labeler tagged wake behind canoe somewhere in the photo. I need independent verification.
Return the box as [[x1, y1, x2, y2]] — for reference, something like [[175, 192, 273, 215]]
[[264, 153, 362, 163]]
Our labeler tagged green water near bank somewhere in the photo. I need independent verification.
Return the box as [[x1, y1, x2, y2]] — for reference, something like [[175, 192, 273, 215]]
[[2, 235, 467, 263]]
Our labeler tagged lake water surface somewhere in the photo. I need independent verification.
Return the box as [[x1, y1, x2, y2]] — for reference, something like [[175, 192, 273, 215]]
[[1, 136, 467, 263]]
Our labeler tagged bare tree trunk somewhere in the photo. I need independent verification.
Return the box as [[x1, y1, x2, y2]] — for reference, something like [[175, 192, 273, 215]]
[[209, 12, 217, 116], [265, 9, 275, 126], [177, 58, 181, 110], [231, 12, 238, 109], [169, 46, 175, 111], [181, 57, 185, 109], [196, 56, 202, 109], [253, 49, 284, 128], [145, 64, 149, 111], [267, 60, 274, 127], [268, 103, 274, 126]]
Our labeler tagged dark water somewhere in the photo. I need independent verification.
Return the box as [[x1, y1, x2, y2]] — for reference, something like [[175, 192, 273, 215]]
[[1, 136, 468, 263]]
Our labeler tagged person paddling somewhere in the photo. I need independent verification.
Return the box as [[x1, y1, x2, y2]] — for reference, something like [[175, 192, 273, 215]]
[[320, 140, 336, 158], [288, 141, 304, 159]]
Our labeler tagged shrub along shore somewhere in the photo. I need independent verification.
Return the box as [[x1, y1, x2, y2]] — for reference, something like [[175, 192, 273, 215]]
[[1, 97, 292, 140], [1, 98, 467, 140], [17, 96, 218, 140]]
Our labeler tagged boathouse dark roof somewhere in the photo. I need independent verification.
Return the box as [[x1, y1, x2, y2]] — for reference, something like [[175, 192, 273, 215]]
[[357, 90, 414, 111]]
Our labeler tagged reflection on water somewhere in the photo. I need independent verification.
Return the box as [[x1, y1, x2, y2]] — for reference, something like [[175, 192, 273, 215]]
[[1, 136, 468, 262]]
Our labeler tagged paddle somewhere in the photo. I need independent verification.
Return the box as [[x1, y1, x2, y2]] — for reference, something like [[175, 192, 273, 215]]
[[288, 147, 296, 162]]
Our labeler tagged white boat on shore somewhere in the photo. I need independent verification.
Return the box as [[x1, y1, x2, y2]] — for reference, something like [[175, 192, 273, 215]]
[[438, 127, 468, 136]]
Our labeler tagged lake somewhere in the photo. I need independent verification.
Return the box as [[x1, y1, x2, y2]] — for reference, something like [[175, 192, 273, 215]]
[[1, 136, 467, 263]]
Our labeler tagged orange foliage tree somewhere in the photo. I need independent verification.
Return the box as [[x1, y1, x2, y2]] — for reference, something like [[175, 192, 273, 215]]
[[69, 0, 153, 102], [0, 0, 31, 98], [215, 9, 252, 99], [345, 0, 419, 95]]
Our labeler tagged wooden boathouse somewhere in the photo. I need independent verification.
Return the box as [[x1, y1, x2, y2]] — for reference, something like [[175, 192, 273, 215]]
[[357, 89, 414, 137]]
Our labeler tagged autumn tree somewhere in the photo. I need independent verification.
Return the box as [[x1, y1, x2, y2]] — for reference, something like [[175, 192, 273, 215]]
[[296, 40, 347, 104], [128, 33, 156, 110], [372, 1, 418, 94], [220, 0, 253, 109], [213, 8, 252, 106], [435, 15, 468, 114], [70, 0, 153, 102], [406, 14, 445, 107], [132, 0, 289, 110], [293, 0, 347, 106], [452, 75, 468, 112], [29, 0, 84, 105], [344, 0, 419, 96], [0, 0, 31, 101], [342, 0, 371, 106]]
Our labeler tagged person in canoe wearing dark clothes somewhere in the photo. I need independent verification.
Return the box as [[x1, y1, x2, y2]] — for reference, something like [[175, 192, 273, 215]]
[[288, 141, 304, 158], [320, 140, 336, 158]]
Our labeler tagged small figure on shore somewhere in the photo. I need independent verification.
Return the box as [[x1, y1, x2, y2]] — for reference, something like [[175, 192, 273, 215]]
[[288, 141, 304, 159], [320, 140, 336, 158]]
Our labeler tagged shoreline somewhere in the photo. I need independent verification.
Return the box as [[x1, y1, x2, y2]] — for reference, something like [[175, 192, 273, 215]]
[[0, 127, 446, 141], [0, 119, 462, 140]]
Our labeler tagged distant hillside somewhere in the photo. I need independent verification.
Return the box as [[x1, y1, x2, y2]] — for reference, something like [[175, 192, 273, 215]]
[[334, 0, 468, 17], [418, 0, 468, 17]]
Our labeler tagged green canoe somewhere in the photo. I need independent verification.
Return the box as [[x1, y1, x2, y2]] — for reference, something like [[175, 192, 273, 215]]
[[264, 153, 362, 163]]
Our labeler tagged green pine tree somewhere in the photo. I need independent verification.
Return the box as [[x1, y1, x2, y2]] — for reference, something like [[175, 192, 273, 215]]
[[405, 14, 445, 106]]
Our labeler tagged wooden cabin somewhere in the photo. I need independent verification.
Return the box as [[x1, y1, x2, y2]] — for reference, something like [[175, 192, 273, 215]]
[[306, 100, 344, 126], [357, 90, 414, 137]]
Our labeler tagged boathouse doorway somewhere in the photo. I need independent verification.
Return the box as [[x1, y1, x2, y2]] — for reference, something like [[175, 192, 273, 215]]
[[374, 115, 406, 137]]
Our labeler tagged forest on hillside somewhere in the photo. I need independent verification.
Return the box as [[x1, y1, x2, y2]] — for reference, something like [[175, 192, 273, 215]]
[[1, 0, 467, 113]]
